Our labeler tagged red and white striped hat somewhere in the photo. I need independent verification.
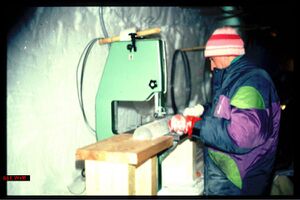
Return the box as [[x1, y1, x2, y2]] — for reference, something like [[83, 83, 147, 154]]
[[204, 26, 245, 57]]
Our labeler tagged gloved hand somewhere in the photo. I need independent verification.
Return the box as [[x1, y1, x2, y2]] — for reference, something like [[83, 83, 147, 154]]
[[183, 104, 204, 117], [168, 114, 201, 137], [168, 114, 187, 135]]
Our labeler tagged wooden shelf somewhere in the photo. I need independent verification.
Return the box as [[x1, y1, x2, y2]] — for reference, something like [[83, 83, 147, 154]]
[[76, 133, 174, 195], [76, 133, 173, 166]]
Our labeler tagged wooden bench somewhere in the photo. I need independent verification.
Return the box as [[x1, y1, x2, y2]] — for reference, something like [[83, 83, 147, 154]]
[[76, 133, 173, 195]]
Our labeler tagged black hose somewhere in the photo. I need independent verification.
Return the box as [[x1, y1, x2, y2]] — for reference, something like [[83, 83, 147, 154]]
[[170, 49, 192, 114]]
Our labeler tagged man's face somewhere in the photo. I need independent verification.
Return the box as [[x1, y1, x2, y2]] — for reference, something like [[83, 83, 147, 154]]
[[209, 56, 233, 71], [209, 56, 224, 71]]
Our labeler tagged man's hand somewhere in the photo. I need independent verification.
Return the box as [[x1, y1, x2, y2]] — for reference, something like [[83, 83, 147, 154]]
[[168, 114, 188, 135], [168, 114, 202, 137], [183, 104, 204, 117]]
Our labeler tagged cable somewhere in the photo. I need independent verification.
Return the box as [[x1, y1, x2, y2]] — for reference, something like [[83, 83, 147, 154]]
[[98, 7, 110, 48], [76, 7, 110, 135], [170, 49, 192, 114], [72, 39, 101, 190], [67, 174, 86, 195], [81, 168, 85, 177], [76, 38, 101, 134]]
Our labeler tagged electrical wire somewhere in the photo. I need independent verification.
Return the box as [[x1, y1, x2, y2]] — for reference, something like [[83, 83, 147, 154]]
[[67, 174, 86, 195], [70, 8, 106, 194], [170, 49, 192, 114], [75, 7, 110, 135], [99, 7, 110, 48], [76, 6, 113, 135], [76, 38, 101, 134]]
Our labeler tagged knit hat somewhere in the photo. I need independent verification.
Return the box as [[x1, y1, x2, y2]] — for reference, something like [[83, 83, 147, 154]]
[[204, 27, 245, 57]]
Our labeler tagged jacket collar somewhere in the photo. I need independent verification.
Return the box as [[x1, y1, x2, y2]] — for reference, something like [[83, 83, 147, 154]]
[[212, 55, 253, 88], [223, 55, 257, 78]]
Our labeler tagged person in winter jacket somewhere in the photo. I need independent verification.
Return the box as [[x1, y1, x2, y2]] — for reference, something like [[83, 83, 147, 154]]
[[168, 26, 281, 195]]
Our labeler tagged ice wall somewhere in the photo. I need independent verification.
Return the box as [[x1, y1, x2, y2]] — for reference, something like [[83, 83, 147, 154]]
[[7, 7, 215, 195]]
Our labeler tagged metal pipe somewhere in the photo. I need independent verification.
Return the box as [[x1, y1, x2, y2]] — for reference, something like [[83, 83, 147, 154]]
[[180, 46, 205, 52]]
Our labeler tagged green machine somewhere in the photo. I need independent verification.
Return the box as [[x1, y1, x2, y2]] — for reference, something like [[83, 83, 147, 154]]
[[95, 39, 167, 141]]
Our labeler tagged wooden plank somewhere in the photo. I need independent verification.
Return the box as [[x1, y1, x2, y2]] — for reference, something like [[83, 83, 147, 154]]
[[76, 134, 173, 165]]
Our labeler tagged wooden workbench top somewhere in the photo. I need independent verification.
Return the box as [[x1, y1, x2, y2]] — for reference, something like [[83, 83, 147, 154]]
[[76, 133, 173, 166]]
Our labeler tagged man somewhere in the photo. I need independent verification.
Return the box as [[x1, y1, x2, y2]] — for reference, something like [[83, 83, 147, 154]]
[[168, 26, 281, 195]]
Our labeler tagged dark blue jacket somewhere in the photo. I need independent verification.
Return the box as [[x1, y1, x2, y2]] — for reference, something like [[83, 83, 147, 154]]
[[193, 55, 281, 195]]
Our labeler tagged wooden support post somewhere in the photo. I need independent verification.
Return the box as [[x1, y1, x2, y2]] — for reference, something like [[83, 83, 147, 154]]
[[134, 156, 157, 195]]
